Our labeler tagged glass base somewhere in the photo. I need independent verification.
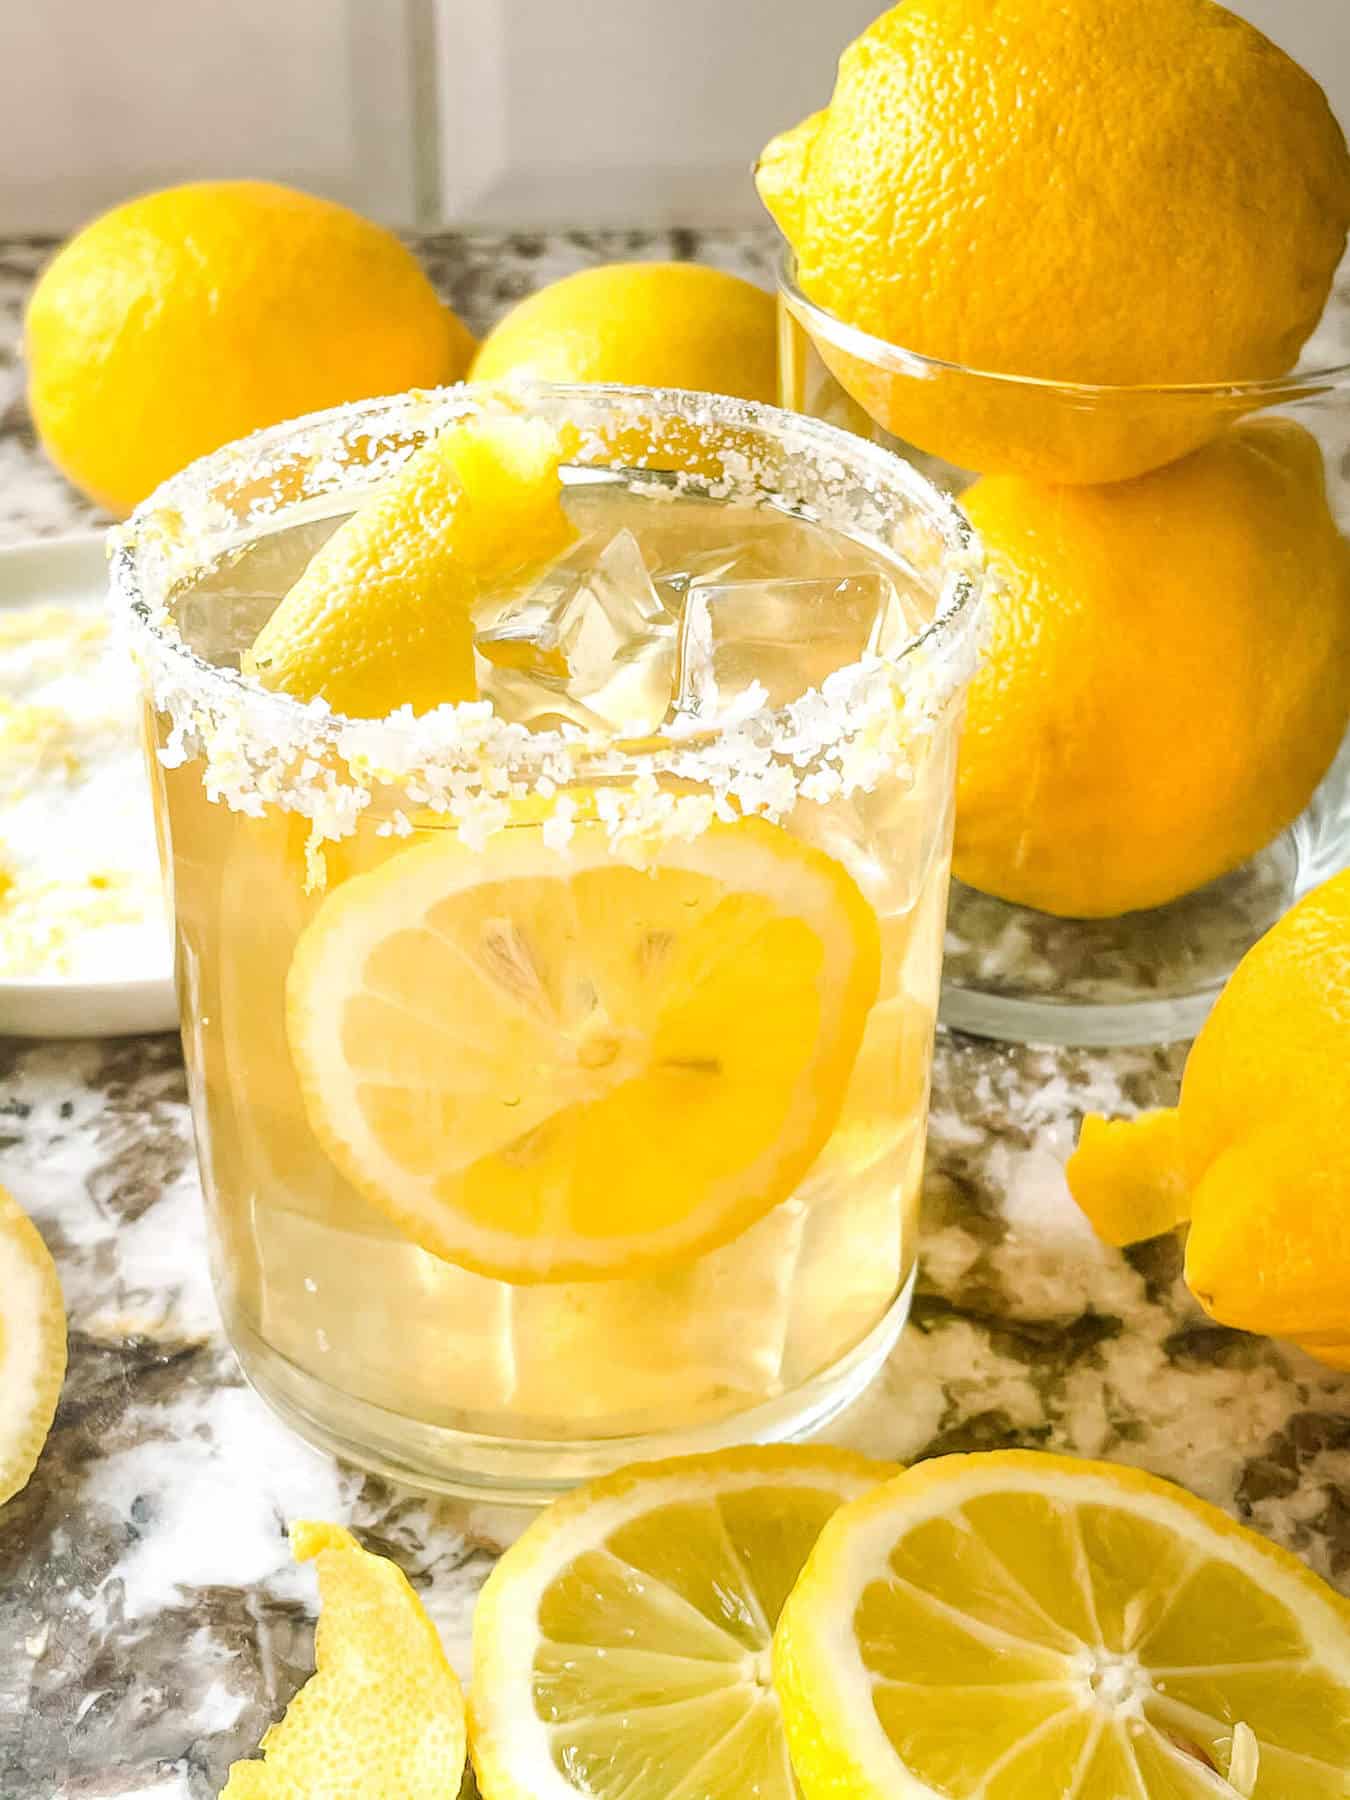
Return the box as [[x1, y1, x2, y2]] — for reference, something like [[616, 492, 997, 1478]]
[[225, 1269, 914, 1505], [941, 740, 1350, 1046]]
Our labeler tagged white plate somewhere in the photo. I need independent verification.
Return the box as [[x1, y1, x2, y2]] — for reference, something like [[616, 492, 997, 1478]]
[[0, 533, 178, 1039]]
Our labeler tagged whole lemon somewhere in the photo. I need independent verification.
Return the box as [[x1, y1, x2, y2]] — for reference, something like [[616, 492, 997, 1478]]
[[955, 420, 1350, 919], [1070, 870, 1350, 1369], [1180, 871, 1350, 1360], [758, 0, 1350, 482], [25, 180, 474, 516], [470, 262, 777, 402]]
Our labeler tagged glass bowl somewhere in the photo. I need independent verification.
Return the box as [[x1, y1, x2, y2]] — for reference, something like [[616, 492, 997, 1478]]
[[779, 251, 1350, 1046]]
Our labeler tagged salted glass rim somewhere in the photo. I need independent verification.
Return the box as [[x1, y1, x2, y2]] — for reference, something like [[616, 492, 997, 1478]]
[[778, 249, 1350, 400], [108, 379, 985, 774]]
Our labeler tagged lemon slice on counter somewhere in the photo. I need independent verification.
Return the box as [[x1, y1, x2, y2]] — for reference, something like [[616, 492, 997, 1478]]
[[285, 814, 880, 1282], [243, 410, 575, 718], [0, 1183, 66, 1507], [220, 1521, 466, 1800], [774, 1450, 1350, 1798], [470, 1445, 895, 1800]]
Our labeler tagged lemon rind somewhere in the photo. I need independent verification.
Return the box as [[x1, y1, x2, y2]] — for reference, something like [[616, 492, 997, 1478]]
[[221, 1518, 467, 1800]]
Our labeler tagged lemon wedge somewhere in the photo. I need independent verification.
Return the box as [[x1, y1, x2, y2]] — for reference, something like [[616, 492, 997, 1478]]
[[470, 1445, 894, 1800], [244, 411, 575, 717], [220, 1521, 466, 1799], [285, 814, 880, 1282], [0, 1183, 66, 1507], [774, 1450, 1350, 1798]]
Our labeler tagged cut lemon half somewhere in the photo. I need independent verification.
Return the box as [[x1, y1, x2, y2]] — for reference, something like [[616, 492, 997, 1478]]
[[774, 1450, 1350, 1799], [221, 1520, 466, 1799], [0, 1183, 66, 1507], [286, 814, 880, 1282], [243, 409, 575, 718], [471, 1444, 895, 1800]]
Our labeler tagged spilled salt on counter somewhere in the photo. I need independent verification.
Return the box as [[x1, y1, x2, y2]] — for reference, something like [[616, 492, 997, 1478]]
[[0, 602, 170, 981]]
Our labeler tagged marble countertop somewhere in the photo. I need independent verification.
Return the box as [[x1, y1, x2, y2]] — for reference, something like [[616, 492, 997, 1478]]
[[1, 230, 1348, 1800]]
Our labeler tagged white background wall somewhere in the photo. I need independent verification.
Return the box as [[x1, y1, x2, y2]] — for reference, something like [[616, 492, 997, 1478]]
[[0, 0, 1346, 234], [0, 1, 421, 230], [430, 0, 881, 226]]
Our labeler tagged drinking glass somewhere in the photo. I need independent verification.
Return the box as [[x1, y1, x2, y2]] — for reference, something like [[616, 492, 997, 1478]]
[[111, 383, 983, 1500]]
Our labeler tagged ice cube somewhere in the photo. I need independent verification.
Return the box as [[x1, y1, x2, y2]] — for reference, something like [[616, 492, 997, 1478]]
[[779, 1130, 919, 1387], [471, 660, 614, 734], [635, 502, 862, 592], [648, 542, 746, 613], [255, 1206, 519, 1422], [674, 570, 905, 717], [475, 528, 677, 735], [792, 726, 954, 922], [505, 1198, 807, 1431], [779, 993, 933, 1386]]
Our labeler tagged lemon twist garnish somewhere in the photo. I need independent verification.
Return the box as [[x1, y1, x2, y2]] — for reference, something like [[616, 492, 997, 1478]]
[[244, 411, 575, 719]]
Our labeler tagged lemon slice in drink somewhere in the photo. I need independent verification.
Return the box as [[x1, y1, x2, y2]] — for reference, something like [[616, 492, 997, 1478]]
[[774, 1450, 1350, 1798], [470, 1445, 895, 1800], [0, 1183, 66, 1507], [221, 1521, 466, 1799], [286, 815, 880, 1282]]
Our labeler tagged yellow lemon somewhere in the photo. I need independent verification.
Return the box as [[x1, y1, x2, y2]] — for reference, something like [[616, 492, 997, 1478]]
[[221, 1521, 466, 1799], [775, 1449, 1350, 1797], [1178, 872, 1350, 1194], [1068, 870, 1350, 1369], [244, 411, 574, 717], [470, 1445, 895, 1800], [954, 421, 1350, 918], [284, 813, 880, 1283], [1068, 1111, 1191, 1251], [758, 0, 1350, 483], [0, 1184, 66, 1507], [471, 262, 777, 403], [26, 180, 474, 516]]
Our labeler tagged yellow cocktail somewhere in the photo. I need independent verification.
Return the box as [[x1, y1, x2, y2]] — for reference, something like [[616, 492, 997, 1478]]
[[113, 385, 982, 1498]]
